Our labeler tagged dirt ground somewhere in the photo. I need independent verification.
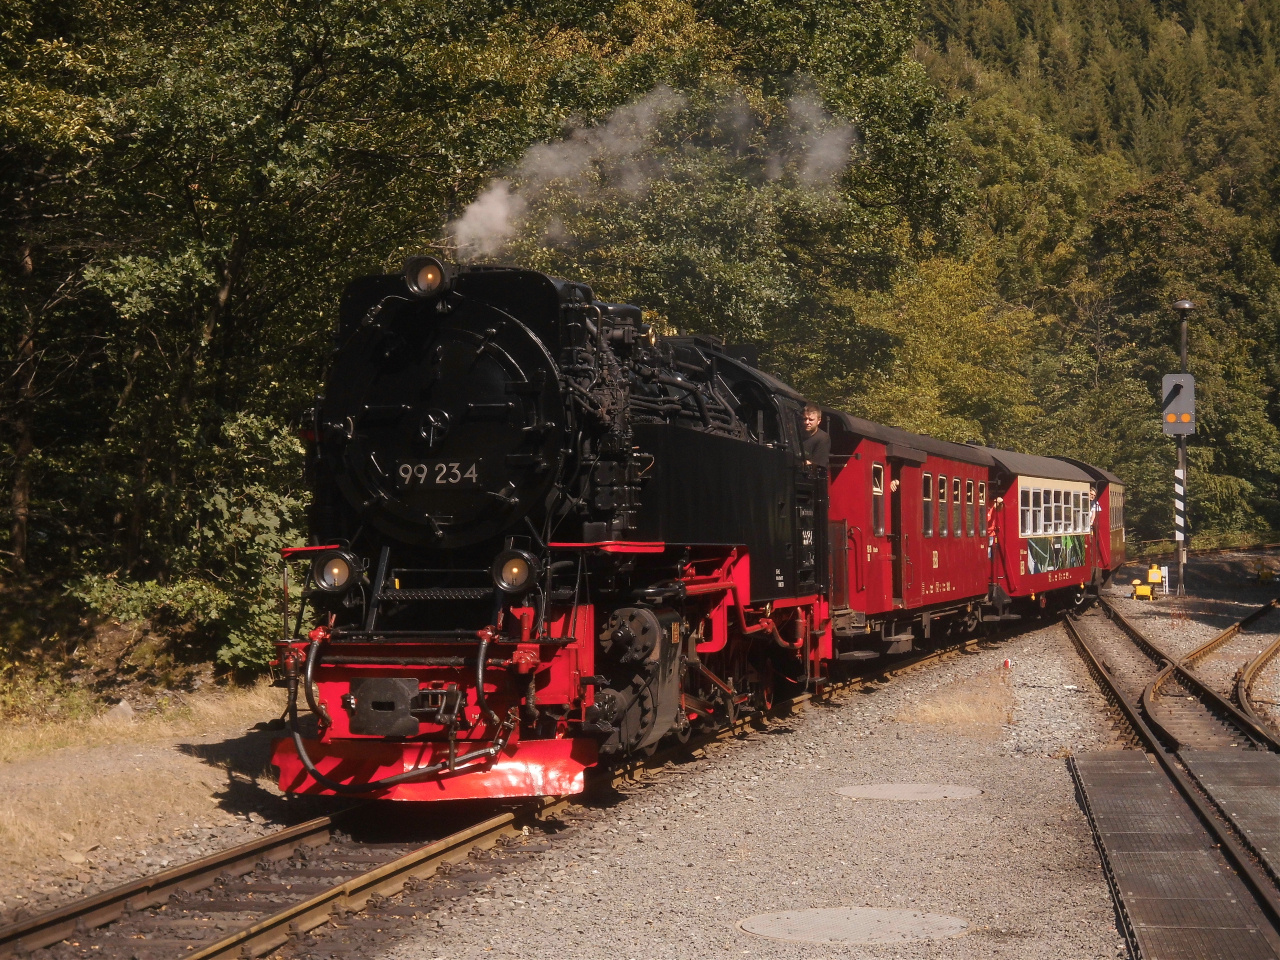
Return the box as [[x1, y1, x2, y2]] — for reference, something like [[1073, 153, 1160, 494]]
[[0, 684, 342, 923]]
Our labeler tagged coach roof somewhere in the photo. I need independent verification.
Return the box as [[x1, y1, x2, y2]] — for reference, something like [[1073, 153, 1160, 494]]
[[824, 411, 1098, 483], [975, 447, 1095, 483], [1053, 456, 1123, 486]]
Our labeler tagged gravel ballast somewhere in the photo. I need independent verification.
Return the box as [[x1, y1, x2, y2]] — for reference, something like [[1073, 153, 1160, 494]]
[[1106, 550, 1280, 702], [387, 621, 1126, 960]]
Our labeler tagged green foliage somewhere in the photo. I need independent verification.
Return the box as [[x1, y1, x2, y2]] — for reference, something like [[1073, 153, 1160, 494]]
[[5, 0, 1280, 672], [69, 412, 305, 670], [503, 78, 960, 357], [2, 0, 964, 667], [831, 256, 1046, 446], [917, 0, 1280, 540]]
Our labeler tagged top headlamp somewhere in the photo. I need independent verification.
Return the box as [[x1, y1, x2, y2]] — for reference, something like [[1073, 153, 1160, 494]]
[[403, 255, 450, 298]]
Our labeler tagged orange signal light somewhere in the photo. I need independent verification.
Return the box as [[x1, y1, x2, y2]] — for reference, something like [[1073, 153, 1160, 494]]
[[1166, 413, 1176, 422], [1180, 413, 1191, 422]]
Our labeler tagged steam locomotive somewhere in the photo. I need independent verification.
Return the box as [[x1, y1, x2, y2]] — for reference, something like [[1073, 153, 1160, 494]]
[[272, 258, 1125, 801]]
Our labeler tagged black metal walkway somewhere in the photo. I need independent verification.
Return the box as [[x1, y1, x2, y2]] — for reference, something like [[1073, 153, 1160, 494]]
[[1184, 751, 1280, 878], [1075, 751, 1280, 960]]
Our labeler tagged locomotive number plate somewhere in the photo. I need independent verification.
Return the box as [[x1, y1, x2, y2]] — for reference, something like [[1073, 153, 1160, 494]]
[[398, 461, 479, 486]]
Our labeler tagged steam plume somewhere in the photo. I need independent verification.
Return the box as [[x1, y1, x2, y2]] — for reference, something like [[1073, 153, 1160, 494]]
[[446, 84, 858, 260]]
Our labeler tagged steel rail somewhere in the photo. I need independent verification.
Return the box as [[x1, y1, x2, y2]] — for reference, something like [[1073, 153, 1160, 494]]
[[0, 690, 806, 960], [184, 799, 563, 960], [0, 812, 346, 959], [139, 687, 829, 960], [1063, 611, 1280, 934], [1237, 603, 1280, 731], [1159, 597, 1278, 744], [1183, 599, 1279, 668], [1100, 598, 1280, 751]]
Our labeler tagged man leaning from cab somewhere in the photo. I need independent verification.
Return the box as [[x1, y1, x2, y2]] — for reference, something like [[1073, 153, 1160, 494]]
[[802, 402, 830, 469]]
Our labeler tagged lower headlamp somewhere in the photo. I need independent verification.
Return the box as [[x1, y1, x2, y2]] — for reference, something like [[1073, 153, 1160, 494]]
[[491, 549, 542, 594], [311, 550, 360, 593]]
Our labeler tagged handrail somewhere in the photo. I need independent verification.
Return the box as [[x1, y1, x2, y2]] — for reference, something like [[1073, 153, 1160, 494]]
[[847, 525, 865, 593]]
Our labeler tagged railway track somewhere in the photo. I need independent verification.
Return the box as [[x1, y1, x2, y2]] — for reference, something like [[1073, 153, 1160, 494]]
[[1066, 598, 1280, 959], [1239, 602, 1280, 732], [1, 630, 1001, 960]]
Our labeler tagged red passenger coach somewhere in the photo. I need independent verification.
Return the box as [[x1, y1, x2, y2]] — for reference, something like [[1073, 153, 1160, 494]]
[[271, 259, 1124, 802], [1066, 461, 1127, 571], [821, 415, 1124, 657]]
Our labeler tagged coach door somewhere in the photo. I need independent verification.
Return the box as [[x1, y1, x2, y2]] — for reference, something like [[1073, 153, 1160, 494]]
[[887, 450, 924, 610], [889, 468, 904, 604]]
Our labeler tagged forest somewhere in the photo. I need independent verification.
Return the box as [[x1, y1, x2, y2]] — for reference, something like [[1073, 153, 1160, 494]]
[[2, 0, 1278, 672]]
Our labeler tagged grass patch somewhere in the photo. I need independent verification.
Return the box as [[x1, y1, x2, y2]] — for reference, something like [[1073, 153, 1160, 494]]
[[896, 668, 1013, 737], [0, 682, 282, 765]]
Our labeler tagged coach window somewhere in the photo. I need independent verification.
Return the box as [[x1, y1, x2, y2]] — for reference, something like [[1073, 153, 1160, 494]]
[[938, 476, 949, 536], [978, 483, 987, 535], [1020, 488, 1031, 535], [872, 463, 885, 537], [952, 477, 962, 536], [1031, 489, 1042, 534], [965, 480, 975, 536], [922, 473, 934, 537], [1055, 490, 1065, 532], [1072, 492, 1082, 532]]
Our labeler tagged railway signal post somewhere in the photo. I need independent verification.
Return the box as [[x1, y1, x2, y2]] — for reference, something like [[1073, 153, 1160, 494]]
[[1164, 299, 1196, 596]]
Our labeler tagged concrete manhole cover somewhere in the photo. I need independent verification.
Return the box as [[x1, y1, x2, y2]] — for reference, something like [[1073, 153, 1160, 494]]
[[835, 782, 982, 800], [739, 907, 969, 944]]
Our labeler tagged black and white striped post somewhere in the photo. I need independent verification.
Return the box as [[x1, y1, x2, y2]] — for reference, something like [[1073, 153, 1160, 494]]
[[1174, 463, 1187, 590], [1169, 299, 1196, 596]]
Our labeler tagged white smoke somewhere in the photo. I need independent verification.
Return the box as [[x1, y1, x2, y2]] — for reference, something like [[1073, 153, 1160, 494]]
[[519, 85, 688, 196], [446, 83, 858, 260], [451, 180, 527, 258], [786, 92, 859, 186]]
